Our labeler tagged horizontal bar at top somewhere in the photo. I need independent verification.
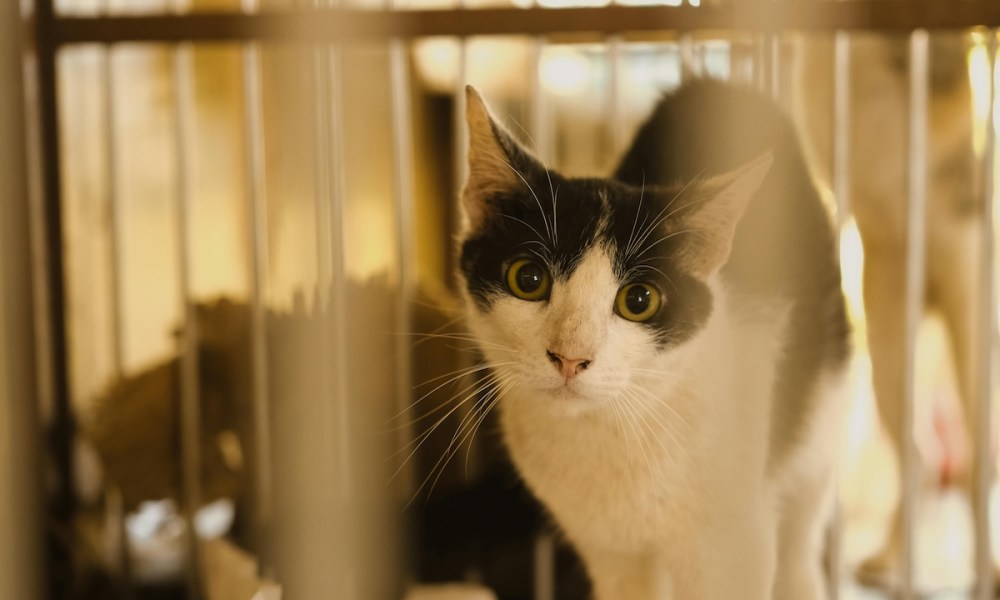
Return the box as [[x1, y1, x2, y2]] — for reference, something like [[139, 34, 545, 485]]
[[51, 1, 1000, 44]]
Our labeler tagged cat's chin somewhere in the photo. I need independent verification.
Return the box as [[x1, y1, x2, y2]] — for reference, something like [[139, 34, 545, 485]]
[[531, 385, 614, 416]]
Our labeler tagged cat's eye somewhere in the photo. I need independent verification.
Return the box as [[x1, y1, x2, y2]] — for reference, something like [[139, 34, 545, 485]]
[[506, 258, 551, 301], [615, 283, 662, 322]]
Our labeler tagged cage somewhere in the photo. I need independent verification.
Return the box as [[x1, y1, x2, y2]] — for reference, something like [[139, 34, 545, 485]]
[[2, 0, 1000, 599]]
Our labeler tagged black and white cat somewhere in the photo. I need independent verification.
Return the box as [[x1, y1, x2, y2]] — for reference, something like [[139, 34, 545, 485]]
[[457, 81, 850, 599]]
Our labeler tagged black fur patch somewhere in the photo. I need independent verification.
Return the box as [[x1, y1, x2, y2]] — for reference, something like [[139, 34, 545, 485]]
[[460, 168, 714, 348], [614, 80, 850, 467]]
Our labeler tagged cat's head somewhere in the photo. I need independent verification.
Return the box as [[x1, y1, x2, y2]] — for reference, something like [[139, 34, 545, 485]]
[[457, 87, 770, 414]]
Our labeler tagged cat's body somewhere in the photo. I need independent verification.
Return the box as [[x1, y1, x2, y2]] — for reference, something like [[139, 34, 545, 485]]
[[458, 81, 849, 599]]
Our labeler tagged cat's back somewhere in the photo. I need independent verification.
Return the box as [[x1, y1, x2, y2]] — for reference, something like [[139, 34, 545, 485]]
[[616, 80, 838, 297], [615, 80, 850, 464]]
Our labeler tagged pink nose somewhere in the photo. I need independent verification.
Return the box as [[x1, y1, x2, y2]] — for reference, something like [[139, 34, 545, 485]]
[[546, 350, 592, 379]]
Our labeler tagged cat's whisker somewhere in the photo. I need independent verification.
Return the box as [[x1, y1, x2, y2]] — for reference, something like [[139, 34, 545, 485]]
[[388, 361, 517, 431], [390, 368, 518, 433], [551, 184, 560, 246], [616, 391, 659, 487], [621, 388, 694, 496], [627, 384, 695, 440], [623, 264, 678, 294], [501, 214, 550, 253], [389, 372, 506, 447], [390, 372, 515, 490], [485, 150, 554, 246], [462, 379, 513, 477], [503, 116, 558, 246], [626, 168, 708, 261], [413, 359, 516, 390], [631, 227, 707, 265], [401, 331, 515, 353], [621, 173, 646, 259], [413, 374, 516, 505]]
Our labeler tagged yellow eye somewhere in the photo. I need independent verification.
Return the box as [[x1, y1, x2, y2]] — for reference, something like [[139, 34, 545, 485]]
[[505, 259, 551, 301], [615, 283, 662, 322]]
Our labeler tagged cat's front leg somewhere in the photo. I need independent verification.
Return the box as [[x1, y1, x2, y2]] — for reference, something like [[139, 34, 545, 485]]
[[668, 510, 777, 600], [580, 548, 672, 600]]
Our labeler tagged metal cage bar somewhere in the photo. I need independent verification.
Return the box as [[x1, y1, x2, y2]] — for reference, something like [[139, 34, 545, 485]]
[[0, 0, 44, 596], [900, 28, 930, 600], [100, 46, 135, 590], [826, 28, 851, 600], [171, 40, 204, 598], [973, 29, 998, 600], [241, 38, 275, 564], [47, 2, 1000, 45], [389, 36, 417, 497]]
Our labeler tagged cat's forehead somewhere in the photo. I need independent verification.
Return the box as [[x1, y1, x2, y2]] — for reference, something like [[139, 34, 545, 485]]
[[495, 176, 680, 271]]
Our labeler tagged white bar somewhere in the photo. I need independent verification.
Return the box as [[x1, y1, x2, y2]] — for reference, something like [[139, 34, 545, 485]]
[[172, 43, 203, 598], [530, 38, 551, 163], [389, 37, 417, 497], [310, 29, 335, 466], [900, 29, 929, 599], [769, 33, 781, 101], [241, 41, 274, 562], [326, 44, 354, 502], [0, 0, 43, 594], [973, 30, 997, 600], [103, 50, 125, 392], [607, 35, 624, 164], [533, 533, 556, 600], [827, 29, 851, 600], [679, 32, 696, 82], [832, 31, 851, 227], [101, 47, 136, 591]]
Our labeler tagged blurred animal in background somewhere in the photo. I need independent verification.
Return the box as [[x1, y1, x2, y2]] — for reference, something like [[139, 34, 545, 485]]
[[794, 32, 985, 586]]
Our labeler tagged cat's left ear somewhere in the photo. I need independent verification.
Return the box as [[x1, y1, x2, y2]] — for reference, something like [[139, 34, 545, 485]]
[[674, 152, 773, 279], [462, 86, 544, 231]]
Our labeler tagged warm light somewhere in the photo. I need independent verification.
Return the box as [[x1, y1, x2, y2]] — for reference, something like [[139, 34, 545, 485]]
[[968, 40, 991, 156], [413, 38, 460, 93], [839, 218, 866, 325], [540, 48, 592, 96]]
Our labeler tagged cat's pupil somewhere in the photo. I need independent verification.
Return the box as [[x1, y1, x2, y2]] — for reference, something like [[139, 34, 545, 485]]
[[517, 263, 545, 293], [625, 286, 651, 315]]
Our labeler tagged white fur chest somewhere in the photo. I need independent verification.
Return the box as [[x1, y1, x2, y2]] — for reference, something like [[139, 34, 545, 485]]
[[498, 293, 784, 555]]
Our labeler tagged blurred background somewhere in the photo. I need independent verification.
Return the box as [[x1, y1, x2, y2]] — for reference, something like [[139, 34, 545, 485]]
[[2, 0, 1000, 598]]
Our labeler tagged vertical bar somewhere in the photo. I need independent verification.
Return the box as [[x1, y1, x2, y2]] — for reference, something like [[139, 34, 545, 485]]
[[101, 47, 135, 593], [173, 43, 203, 598], [453, 41, 469, 211], [832, 31, 851, 228], [310, 2, 335, 477], [242, 40, 274, 564], [103, 48, 125, 414], [679, 32, 696, 82], [529, 39, 551, 163], [754, 33, 771, 93], [973, 30, 997, 600], [533, 533, 556, 600], [607, 35, 624, 163], [389, 38, 416, 496], [0, 0, 43, 595], [900, 29, 929, 600], [827, 29, 851, 600], [32, 0, 77, 530], [769, 33, 781, 101], [326, 44, 353, 502]]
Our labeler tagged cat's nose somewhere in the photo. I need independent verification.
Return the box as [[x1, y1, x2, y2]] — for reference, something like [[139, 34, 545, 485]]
[[546, 350, 591, 379]]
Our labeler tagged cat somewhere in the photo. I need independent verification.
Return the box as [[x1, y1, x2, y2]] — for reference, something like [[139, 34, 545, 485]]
[[456, 81, 850, 599]]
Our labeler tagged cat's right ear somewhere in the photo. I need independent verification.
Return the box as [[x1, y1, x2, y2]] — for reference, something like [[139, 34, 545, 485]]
[[462, 86, 536, 231]]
